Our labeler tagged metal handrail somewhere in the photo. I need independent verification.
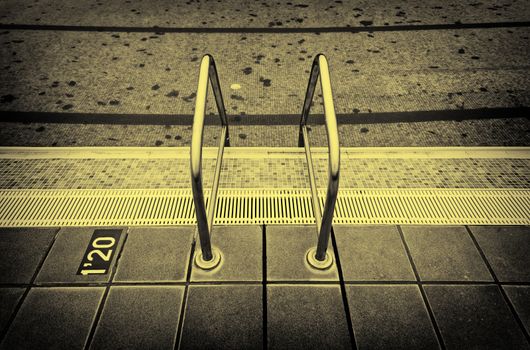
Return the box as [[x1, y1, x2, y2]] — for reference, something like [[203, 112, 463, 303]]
[[190, 54, 229, 269], [299, 54, 340, 268]]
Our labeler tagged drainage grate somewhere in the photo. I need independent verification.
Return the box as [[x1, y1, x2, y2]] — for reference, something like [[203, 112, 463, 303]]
[[0, 188, 528, 227], [334, 189, 530, 225]]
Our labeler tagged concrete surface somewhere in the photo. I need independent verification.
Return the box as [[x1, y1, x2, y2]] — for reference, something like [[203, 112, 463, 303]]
[[90, 286, 184, 349], [180, 285, 263, 349], [191, 225, 263, 282], [424, 285, 529, 349], [334, 225, 415, 281], [114, 226, 193, 282], [0, 228, 56, 283], [0, 225, 528, 348], [471, 225, 530, 282], [504, 286, 530, 335], [0, 288, 25, 335], [1, 287, 104, 350], [267, 285, 351, 349], [401, 226, 493, 281], [266, 225, 339, 281], [346, 285, 440, 349]]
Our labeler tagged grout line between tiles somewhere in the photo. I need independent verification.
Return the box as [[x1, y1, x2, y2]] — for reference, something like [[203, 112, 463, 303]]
[[0, 227, 61, 346], [397, 225, 446, 350], [174, 233, 197, 350], [83, 227, 129, 350], [331, 226, 357, 350], [465, 225, 530, 346], [262, 224, 267, 350], [3, 280, 526, 288]]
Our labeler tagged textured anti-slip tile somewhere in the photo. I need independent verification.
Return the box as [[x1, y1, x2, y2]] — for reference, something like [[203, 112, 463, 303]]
[[503, 286, 530, 335], [0, 288, 25, 334], [191, 225, 262, 282], [0, 228, 56, 284], [346, 285, 440, 349], [267, 285, 351, 349], [90, 286, 184, 350], [1, 287, 104, 350], [266, 226, 338, 281], [36, 227, 125, 284], [180, 285, 262, 349], [471, 226, 530, 282], [401, 226, 492, 281], [114, 227, 193, 282], [424, 285, 528, 349], [334, 225, 415, 281]]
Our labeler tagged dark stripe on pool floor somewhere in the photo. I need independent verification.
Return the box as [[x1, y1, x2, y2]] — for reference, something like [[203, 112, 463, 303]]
[[1, 107, 529, 125], [1, 21, 530, 34]]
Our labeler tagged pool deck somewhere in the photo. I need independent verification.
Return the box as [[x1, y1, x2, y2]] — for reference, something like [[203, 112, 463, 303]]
[[0, 146, 529, 349], [0, 224, 530, 349]]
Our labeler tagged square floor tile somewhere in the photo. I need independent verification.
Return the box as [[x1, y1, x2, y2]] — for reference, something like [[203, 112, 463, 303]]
[[267, 285, 351, 349], [503, 286, 530, 335], [334, 225, 415, 281], [114, 227, 193, 282], [401, 226, 492, 281], [90, 286, 184, 349], [180, 285, 262, 349], [346, 285, 440, 349], [267, 226, 338, 281], [0, 288, 25, 334], [424, 285, 528, 349], [471, 226, 530, 282], [191, 225, 262, 282], [36, 227, 125, 284], [1, 287, 104, 350], [0, 228, 56, 283]]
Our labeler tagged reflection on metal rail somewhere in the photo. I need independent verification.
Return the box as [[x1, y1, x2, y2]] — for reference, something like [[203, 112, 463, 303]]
[[190, 54, 230, 270], [299, 54, 340, 270]]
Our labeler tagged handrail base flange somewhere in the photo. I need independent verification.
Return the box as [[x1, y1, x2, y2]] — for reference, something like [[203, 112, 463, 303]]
[[195, 246, 222, 270], [306, 247, 333, 270]]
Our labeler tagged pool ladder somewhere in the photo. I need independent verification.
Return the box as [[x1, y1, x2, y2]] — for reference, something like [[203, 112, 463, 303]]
[[190, 54, 340, 270]]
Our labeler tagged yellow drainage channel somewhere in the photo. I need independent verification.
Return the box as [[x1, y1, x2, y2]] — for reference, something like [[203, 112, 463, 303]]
[[0, 147, 528, 227], [0, 188, 528, 227]]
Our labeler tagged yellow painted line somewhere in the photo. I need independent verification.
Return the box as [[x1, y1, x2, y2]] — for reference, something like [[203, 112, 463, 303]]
[[0, 147, 529, 159]]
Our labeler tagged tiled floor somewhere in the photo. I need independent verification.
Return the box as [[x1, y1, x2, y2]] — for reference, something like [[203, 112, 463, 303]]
[[2, 118, 530, 148], [1, 147, 529, 190], [0, 225, 529, 349]]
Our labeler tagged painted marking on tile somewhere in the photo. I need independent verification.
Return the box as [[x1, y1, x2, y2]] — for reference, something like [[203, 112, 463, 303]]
[[77, 229, 122, 275]]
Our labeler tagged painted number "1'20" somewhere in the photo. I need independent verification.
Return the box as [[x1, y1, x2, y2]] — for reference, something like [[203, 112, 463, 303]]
[[79, 237, 116, 275]]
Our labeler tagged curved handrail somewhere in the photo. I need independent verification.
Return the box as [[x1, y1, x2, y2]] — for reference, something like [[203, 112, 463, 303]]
[[190, 54, 229, 266], [299, 54, 340, 264]]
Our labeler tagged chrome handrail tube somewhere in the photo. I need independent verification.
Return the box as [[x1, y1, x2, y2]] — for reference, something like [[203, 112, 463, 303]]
[[190, 54, 229, 264], [299, 54, 340, 264]]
